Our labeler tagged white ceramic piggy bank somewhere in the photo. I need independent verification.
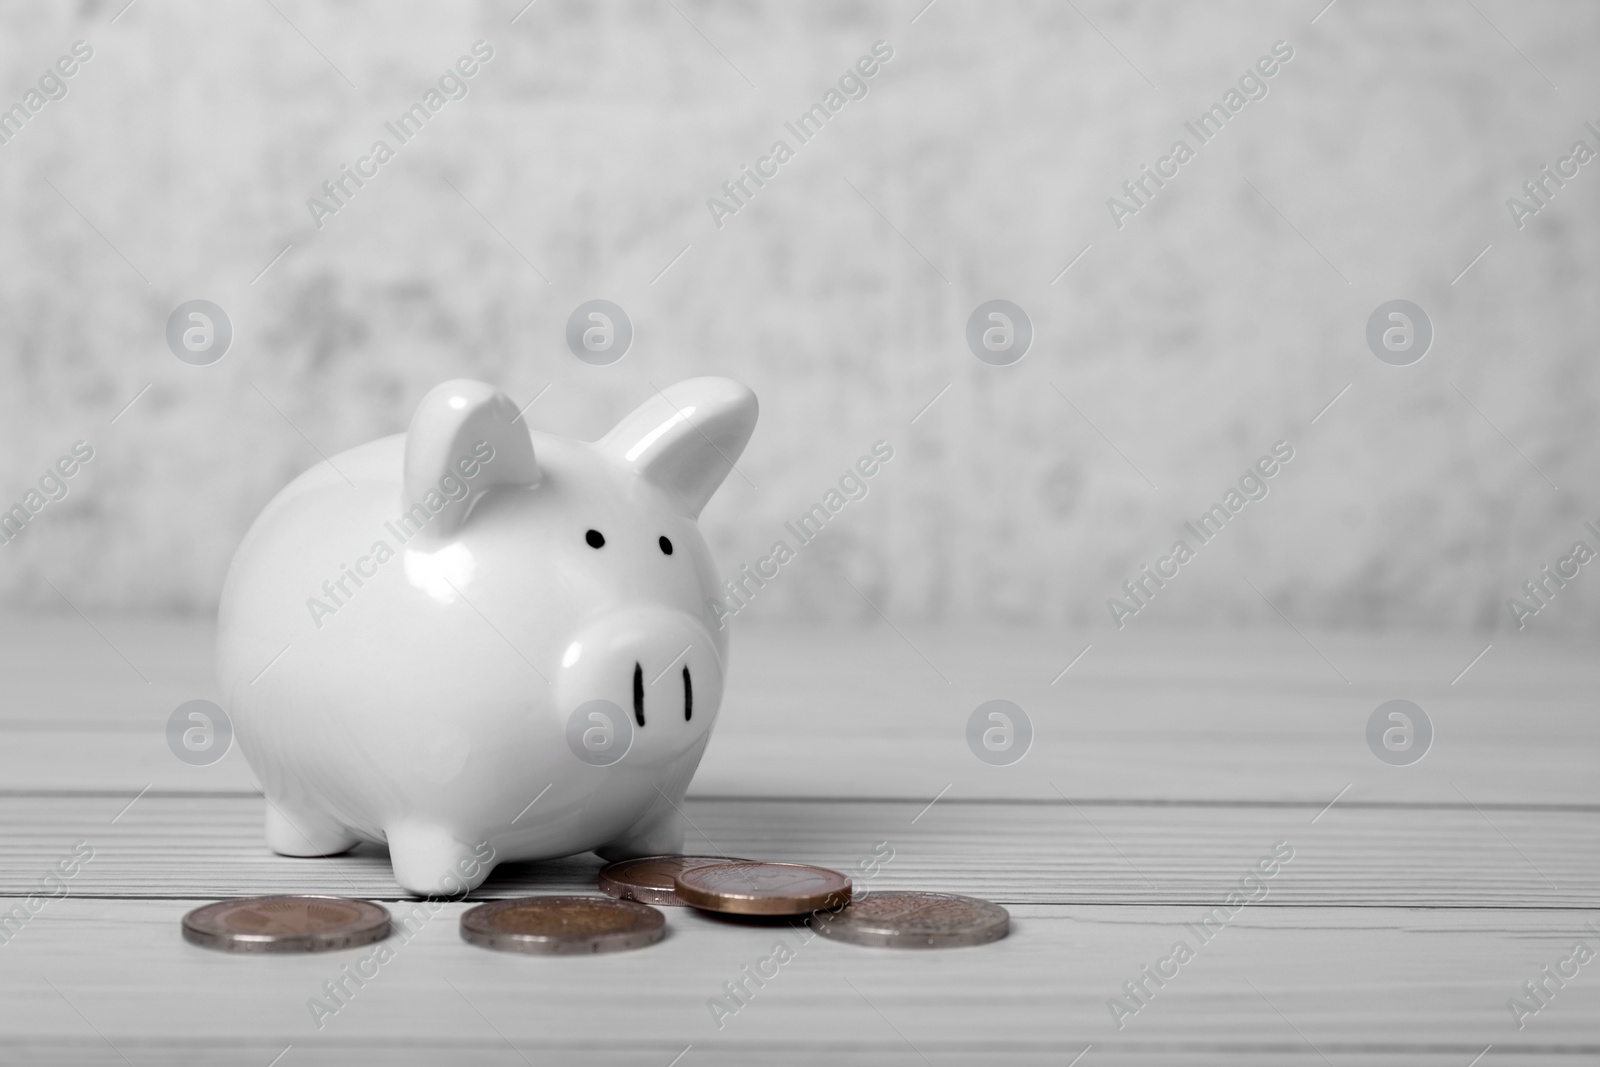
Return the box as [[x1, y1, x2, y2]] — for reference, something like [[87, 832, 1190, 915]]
[[217, 377, 757, 895]]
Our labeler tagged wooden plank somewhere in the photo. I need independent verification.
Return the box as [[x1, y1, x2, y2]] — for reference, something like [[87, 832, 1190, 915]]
[[0, 901, 1593, 1064], [1, 795, 1594, 908], [2, 619, 1596, 804]]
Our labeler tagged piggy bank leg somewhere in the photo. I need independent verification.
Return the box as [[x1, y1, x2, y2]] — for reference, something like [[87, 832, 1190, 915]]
[[387, 822, 494, 897], [265, 799, 358, 857], [594, 805, 685, 862]]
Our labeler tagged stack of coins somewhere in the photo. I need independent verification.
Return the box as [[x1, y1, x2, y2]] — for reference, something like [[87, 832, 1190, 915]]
[[182, 861, 1010, 957], [597, 855, 1010, 949]]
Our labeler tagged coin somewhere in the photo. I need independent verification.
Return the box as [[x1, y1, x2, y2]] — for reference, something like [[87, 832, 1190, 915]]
[[598, 854, 749, 906], [674, 861, 851, 916], [182, 896, 391, 953], [808, 891, 1009, 949], [460, 896, 664, 954]]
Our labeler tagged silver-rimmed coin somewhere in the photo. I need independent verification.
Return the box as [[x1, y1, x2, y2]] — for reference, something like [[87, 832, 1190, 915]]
[[182, 896, 391, 953], [809, 891, 1009, 949], [598, 854, 747, 906], [460, 896, 664, 954], [674, 861, 851, 916]]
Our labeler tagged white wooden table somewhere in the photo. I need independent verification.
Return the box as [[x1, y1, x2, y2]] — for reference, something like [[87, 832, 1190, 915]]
[[1, 616, 1595, 1065]]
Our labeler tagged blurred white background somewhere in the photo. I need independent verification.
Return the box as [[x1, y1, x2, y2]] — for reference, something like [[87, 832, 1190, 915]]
[[0, 0, 1595, 633]]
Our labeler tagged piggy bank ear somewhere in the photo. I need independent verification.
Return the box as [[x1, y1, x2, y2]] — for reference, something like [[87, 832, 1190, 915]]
[[598, 377, 757, 516], [403, 379, 540, 537]]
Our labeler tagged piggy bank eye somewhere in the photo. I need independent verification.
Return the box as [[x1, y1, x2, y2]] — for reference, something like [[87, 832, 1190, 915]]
[[586, 529, 605, 549], [659, 536, 673, 555]]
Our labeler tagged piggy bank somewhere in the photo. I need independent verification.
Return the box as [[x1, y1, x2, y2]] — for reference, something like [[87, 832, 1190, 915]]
[[216, 377, 757, 895]]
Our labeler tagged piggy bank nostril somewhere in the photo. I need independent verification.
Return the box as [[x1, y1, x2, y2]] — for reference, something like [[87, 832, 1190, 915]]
[[633, 663, 644, 727], [683, 665, 692, 721]]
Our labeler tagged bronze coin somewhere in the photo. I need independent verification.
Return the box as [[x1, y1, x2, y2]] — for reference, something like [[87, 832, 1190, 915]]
[[460, 896, 665, 954], [674, 861, 852, 916], [809, 891, 1010, 949], [182, 896, 391, 953], [598, 854, 748, 906]]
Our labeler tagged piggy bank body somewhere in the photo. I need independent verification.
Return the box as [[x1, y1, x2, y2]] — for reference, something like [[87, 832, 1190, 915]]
[[217, 378, 757, 895]]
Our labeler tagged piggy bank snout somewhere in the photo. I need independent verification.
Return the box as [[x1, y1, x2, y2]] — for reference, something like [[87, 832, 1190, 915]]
[[557, 608, 722, 744]]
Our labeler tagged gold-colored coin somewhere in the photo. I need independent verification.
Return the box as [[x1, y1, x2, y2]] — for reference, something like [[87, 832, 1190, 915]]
[[460, 896, 665, 954], [809, 891, 1010, 949], [182, 896, 391, 953], [597, 854, 747, 906], [674, 861, 851, 916]]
